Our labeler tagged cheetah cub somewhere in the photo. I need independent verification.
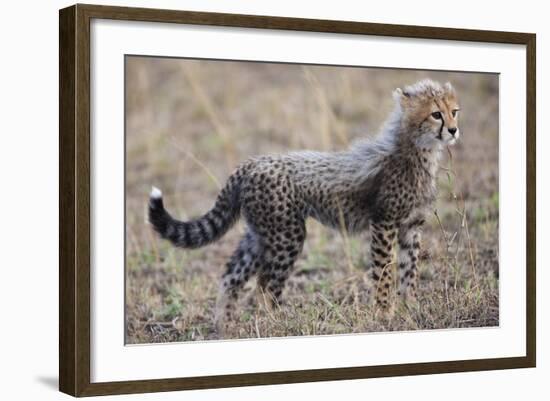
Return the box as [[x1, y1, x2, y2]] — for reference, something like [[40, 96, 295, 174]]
[[149, 79, 460, 331]]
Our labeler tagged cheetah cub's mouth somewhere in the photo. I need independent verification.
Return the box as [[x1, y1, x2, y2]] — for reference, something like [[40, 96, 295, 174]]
[[444, 129, 460, 146], [443, 125, 460, 145]]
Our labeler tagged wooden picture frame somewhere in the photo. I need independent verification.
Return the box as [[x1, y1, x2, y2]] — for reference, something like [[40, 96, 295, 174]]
[[59, 3, 536, 397]]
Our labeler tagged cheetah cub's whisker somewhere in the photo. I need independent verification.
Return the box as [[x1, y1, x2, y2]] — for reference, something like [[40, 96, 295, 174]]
[[148, 79, 461, 334]]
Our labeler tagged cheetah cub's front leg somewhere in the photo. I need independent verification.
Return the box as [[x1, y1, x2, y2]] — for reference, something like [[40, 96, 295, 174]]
[[397, 222, 423, 305], [368, 222, 397, 318]]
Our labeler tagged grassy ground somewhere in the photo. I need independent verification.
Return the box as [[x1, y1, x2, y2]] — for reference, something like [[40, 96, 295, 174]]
[[125, 57, 499, 343]]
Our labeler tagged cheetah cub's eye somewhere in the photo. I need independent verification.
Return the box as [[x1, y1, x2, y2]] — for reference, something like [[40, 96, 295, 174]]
[[451, 109, 460, 118], [431, 111, 442, 120]]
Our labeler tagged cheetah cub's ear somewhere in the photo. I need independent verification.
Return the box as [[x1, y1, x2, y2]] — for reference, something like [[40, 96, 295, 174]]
[[393, 87, 411, 106], [444, 82, 456, 95]]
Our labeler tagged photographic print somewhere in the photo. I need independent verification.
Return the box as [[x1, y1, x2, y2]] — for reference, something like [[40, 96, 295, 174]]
[[126, 56, 499, 344], [125, 57, 499, 343], [60, 5, 535, 395]]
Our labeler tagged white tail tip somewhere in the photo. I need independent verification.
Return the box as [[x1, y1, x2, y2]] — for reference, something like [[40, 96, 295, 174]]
[[150, 186, 162, 199]]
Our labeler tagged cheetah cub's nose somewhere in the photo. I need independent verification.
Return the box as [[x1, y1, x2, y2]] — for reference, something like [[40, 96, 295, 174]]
[[448, 127, 457, 136]]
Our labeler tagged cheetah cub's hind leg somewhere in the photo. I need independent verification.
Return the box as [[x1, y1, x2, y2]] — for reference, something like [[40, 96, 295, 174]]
[[214, 230, 261, 335], [256, 219, 306, 313], [368, 221, 398, 319]]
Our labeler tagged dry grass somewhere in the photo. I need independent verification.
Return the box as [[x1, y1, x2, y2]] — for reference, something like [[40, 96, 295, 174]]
[[125, 57, 499, 343]]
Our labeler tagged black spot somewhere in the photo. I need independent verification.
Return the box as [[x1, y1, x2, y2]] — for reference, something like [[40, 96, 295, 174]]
[[373, 246, 389, 258]]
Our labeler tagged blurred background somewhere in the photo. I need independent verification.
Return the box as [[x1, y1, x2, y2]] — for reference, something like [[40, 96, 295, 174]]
[[125, 57, 499, 343]]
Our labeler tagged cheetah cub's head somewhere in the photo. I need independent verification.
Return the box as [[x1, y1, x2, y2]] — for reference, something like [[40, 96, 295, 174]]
[[393, 79, 460, 146]]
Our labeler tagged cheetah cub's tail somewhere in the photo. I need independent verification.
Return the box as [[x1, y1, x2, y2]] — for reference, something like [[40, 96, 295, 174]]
[[148, 178, 241, 249]]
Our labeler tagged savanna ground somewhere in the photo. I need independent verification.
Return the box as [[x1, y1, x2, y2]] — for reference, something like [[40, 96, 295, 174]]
[[125, 57, 499, 343]]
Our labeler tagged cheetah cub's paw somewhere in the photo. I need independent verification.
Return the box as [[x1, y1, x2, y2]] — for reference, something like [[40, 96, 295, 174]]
[[398, 291, 419, 309], [213, 312, 231, 339], [375, 303, 396, 321]]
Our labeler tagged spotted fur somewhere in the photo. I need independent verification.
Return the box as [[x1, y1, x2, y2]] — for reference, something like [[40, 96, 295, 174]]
[[148, 79, 460, 331]]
